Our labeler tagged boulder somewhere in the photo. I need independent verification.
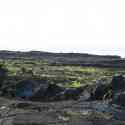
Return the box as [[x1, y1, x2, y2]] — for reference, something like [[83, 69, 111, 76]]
[[54, 86, 85, 100], [91, 78, 111, 100], [15, 79, 38, 99], [111, 75, 125, 93], [111, 75, 125, 107], [30, 84, 65, 101], [112, 91, 125, 107], [93, 85, 107, 100], [44, 84, 65, 97]]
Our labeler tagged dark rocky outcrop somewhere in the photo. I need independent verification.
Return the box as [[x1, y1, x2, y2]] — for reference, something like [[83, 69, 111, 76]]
[[111, 75, 125, 107], [30, 84, 85, 101], [91, 75, 125, 103], [111, 75, 125, 93], [0, 64, 8, 88], [29, 83, 61, 101]]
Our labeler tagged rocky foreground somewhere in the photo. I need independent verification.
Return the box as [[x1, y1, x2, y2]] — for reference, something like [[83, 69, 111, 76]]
[[0, 51, 125, 124], [0, 75, 125, 125], [0, 98, 124, 125]]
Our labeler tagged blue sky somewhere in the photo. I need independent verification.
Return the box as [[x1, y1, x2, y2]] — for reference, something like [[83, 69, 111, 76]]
[[0, 0, 125, 57]]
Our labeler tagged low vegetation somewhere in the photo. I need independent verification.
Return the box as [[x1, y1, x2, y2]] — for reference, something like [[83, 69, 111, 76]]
[[0, 59, 125, 86]]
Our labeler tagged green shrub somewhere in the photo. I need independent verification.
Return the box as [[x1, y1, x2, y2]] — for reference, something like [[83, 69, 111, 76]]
[[64, 81, 81, 88]]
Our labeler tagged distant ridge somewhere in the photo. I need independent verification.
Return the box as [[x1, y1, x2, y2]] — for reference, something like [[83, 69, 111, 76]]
[[0, 50, 121, 58], [0, 50, 124, 68]]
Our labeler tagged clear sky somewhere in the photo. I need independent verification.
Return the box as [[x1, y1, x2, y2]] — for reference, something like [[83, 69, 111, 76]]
[[0, 0, 125, 57]]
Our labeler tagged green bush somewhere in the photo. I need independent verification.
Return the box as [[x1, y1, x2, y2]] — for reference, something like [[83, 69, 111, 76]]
[[64, 81, 81, 88]]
